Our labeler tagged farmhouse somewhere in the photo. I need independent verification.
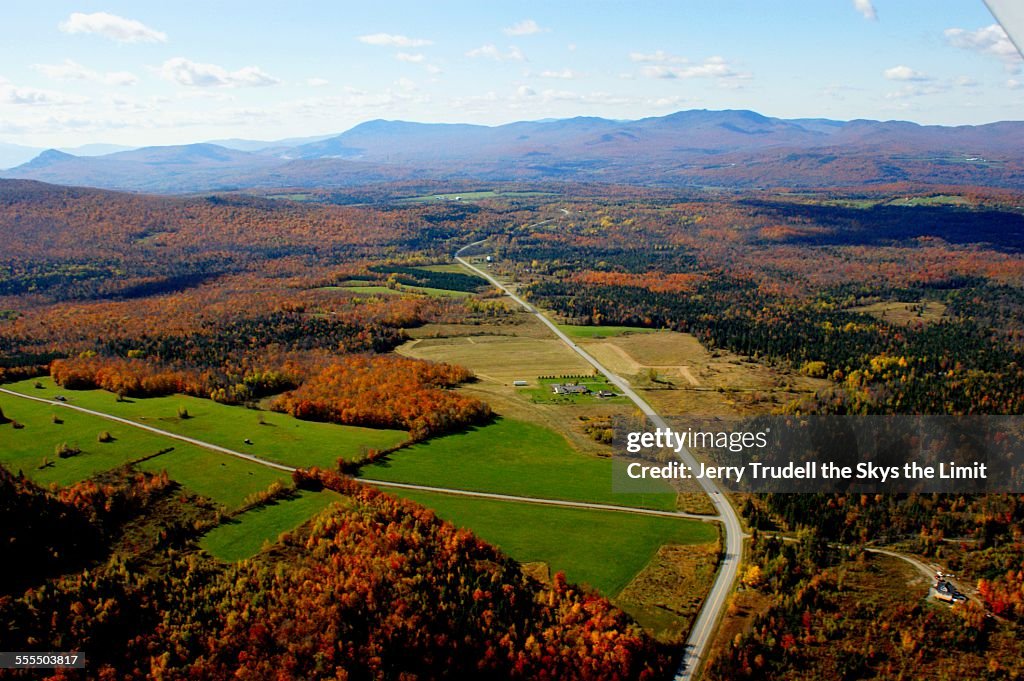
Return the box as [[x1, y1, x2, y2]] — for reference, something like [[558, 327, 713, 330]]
[[551, 383, 589, 395], [931, 579, 967, 604]]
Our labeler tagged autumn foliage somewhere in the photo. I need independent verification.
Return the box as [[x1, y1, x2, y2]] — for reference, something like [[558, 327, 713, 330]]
[[1, 465, 669, 680], [270, 355, 491, 439]]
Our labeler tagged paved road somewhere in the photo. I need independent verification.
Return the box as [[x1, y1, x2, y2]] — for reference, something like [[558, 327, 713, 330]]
[[0, 386, 714, 522], [456, 238, 743, 681]]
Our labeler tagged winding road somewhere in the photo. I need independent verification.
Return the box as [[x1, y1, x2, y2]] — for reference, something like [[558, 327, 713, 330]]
[[455, 237, 743, 681]]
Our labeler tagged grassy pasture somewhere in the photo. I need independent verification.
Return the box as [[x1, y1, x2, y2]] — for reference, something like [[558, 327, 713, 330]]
[[5, 377, 407, 469], [201, 489, 344, 561], [390, 488, 717, 595], [360, 417, 677, 511], [0, 389, 289, 508], [557, 324, 659, 339]]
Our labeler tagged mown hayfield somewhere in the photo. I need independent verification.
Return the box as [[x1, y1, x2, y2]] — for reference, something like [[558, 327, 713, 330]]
[[201, 489, 344, 561], [557, 324, 659, 339], [360, 417, 678, 511], [391, 488, 718, 595], [6, 377, 407, 468], [0, 390, 289, 509]]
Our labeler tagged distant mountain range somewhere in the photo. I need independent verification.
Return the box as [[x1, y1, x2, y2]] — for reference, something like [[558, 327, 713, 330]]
[[3, 109, 1023, 193]]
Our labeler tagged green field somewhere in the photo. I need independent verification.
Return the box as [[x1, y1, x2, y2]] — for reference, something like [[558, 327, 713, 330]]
[[419, 264, 476, 274], [526, 377, 628, 405], [400, 284, 472, 298], [201, 489, 343, 561], [391, 489, 717, 594], [137, 446, 290, 510], [360, 417, 677, 511], [325, 282, 471, 298], [396, 190, 556, 204], [891, 194, 970, 207], [0, 390, 289, 508], [265, 192, 316, 202], [5, 378, 407, 469], [557, 324, 659, 339]]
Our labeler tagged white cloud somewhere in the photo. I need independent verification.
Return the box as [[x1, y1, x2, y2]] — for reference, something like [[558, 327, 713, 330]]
[[638, 56, 748, 81], [453, 86, 683, 114], [503, 19, 548, 36], [306, 77, 329, 87], [1008, 78, 1023, 90], [630, 50, 684, 64], [538, 68, 583, 79], [852, 0, 877, 21], [885, 83, 948, 99], [288, 87, 430, 117], [34, 59, 138, 86], [466, 44, 525, 61], [883, 65, 930, 81], [945, 24, 1022, 71], [357, 33, 432, 47], [396, 52, 426, 63], [1, 84, 87, 106], [954, 76, 979, 88], [425, 63, 443, 75], [58, 12, 166, 43], [159, 58, 280, 88]]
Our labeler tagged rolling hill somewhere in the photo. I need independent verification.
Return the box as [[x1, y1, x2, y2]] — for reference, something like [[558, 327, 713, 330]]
[[3, 109, 1023, 192]]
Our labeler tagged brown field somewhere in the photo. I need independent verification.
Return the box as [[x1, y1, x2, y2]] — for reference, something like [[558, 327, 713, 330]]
[[399, 335, 592, 383], [520, 561, 552, 584], [615, 541, 721, 643], [397, 313, 629, 456], [577, 330, 828, 416], [406, 318, 552, 340], [849, 300, 947, 326]]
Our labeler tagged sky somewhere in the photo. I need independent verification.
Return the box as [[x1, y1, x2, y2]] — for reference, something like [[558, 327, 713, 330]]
[[0, 0, 1022, 148]]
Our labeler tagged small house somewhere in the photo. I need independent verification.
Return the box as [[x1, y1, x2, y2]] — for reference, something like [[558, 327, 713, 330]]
[[932, 579, 967, 604], [513, 380, 528, 387], [552, 383, 589, 395]]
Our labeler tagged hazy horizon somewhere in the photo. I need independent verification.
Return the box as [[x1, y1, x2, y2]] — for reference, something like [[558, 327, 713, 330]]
[[1, 1, 1022, 150]]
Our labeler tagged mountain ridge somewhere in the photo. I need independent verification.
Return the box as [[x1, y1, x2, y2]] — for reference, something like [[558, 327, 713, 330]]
[[4, 109, 1023, 192]]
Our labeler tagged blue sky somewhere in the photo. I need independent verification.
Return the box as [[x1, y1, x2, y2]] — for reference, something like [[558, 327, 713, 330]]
[[0, 1, 1021, 147]]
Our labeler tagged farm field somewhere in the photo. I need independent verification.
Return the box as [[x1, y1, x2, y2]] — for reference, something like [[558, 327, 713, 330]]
[[525, 376, 628, 404], [201, 489, 344, 562], [398, 334, 593, 384], [848, 300, 947, 326], [390, 487, 718, 595], [136, 446, 290, 510], [396, 190, 556, 204], [5, 377, 408, 468], [360, 416, 679, 511], [575, 329, 827, 416], [324, 282, 472, 298], [0, 389, 290, 508], [557, 324, 660, 339]]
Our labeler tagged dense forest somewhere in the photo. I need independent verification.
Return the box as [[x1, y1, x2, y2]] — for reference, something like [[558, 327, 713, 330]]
[[4, 178, 1024, 679], [489, 190, 1024, 678], [0, 465, 670, 680]]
